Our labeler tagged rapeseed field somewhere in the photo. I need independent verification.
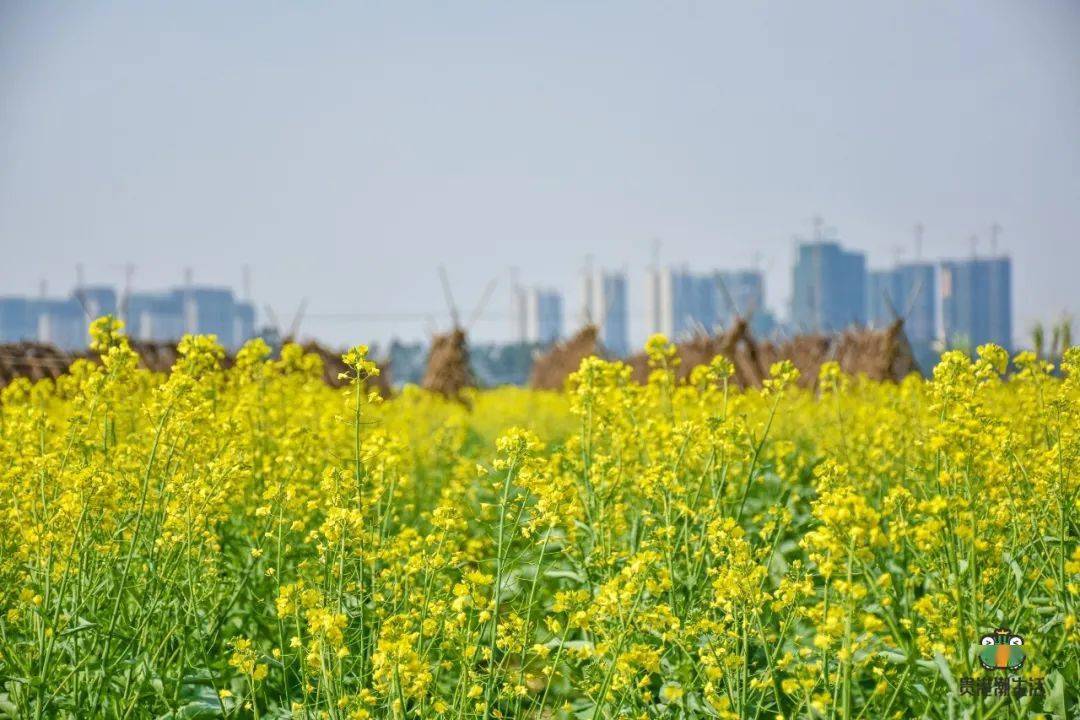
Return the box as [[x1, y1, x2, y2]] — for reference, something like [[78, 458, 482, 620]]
[[0, 318, 1075, 719]]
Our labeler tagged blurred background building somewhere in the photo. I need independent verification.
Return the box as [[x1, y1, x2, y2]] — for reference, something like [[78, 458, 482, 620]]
[[582, 268, 630, 357], [940, 255, 1012, 351], [0, 285, 118, 351], [649, 266, 777, 340], [648, 268, 715, 339], [0, 224, 1019, 379], [791, 236, 867, 333], [514, 286, 563, 345], [0, 282, 256, 351], [714, 269, 777, 336], [866, 263, 936, 342]]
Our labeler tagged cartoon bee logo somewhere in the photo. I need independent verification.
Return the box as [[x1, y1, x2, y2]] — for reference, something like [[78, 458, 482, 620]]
[[978, 628, 1025, 671]]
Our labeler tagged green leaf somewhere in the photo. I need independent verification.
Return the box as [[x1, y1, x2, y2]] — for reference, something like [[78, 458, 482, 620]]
[[1044, 670, 1066, 718], [155, 699, 226, 720], [932, 651, 958, 695], [59, 617, 96, 637], [544, 568, 586, 583]]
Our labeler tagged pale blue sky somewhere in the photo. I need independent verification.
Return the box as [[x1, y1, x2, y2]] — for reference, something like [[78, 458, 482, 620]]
[[1, 1, 1078, 347]]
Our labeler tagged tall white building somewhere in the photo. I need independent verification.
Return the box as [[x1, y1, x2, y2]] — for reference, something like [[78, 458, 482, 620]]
[[514, 286, 563, 345], [648, 266, 775, 339], [582, 269, 630, 357], [647, 267, 715, 339]]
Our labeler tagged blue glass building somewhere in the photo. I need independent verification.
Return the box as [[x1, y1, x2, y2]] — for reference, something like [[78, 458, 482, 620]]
[[30, 298, 85, 350], [714, 269, 776, 336], [867, 263, 936, 345], [521, 288, 563, 345], [180, 287, 237, 348], [650, 268, 716, 339], [125, 292, 185, 343], [124, 287, 256, 349], [76, 286, 118, 321], [583, 270, 630, 356], [1, 283, 254, 351], [234, 301, 257, 348], [791, 241, 867, 332], [0, 298, 34, 344], [939, 256, 1012, 351], [597, 272, 629, 357]]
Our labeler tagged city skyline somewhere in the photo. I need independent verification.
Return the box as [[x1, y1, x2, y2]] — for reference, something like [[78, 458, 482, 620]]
[[0, 281, 257, 352], [1, 229, 1022, 356], [0, 218, 1059, 352]]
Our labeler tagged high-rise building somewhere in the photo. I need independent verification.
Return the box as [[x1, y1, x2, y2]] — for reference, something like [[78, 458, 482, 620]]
[[516, 287, 562, 345], [899, 265, 936, 342], [714, 270, 763, 319], [647, 267, 674, 336], [649, 267, 778, 340], [0, 297, 34, 344], [27, 298, 85, 350], [866, 271, 896, 328], [125, 292, 185, 343], [648, 268, 716, 339], [583, 269, 630, 356], [1, 286, 119, 350], [939, 256, 1012, 351], [791, 240, 867, 332], [76, 286, 118, 322], [234, 301, 256, 348], [866, 263, 936, 345], [125, 286, 255, 349], [0, 281, 254, 351], [180, 287, 237, 348], [713, 269, 777, 336]]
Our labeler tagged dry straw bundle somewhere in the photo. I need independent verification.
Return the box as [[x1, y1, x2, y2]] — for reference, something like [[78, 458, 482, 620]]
[[831, 319, 919, 383], [628, 318, 768, 388], [528, 325, 602, 390], [421, 328, 476, 399], [624, 317, 920, 391], [0, 337, 394, 398], [759, 320, 919, 388], [0, 342, 74, 386]]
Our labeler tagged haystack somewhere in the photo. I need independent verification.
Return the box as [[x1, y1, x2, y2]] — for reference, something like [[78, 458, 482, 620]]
[[832, 319, 919, 383], [0, 341, 181, 389], [127, 340, 183, 373], [0, 338, 395, 397], [757, 334, 832, 389], [0, 342, 74, 387], [627, 318, 767, 389], [528, 325, 602, 390], [624, 316, 920, 392], [758, 320, 920, 389], [421, 328, 476, 398]]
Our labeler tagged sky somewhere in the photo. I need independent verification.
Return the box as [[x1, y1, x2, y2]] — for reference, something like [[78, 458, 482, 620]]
[[1, 1, 1078, 349]]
